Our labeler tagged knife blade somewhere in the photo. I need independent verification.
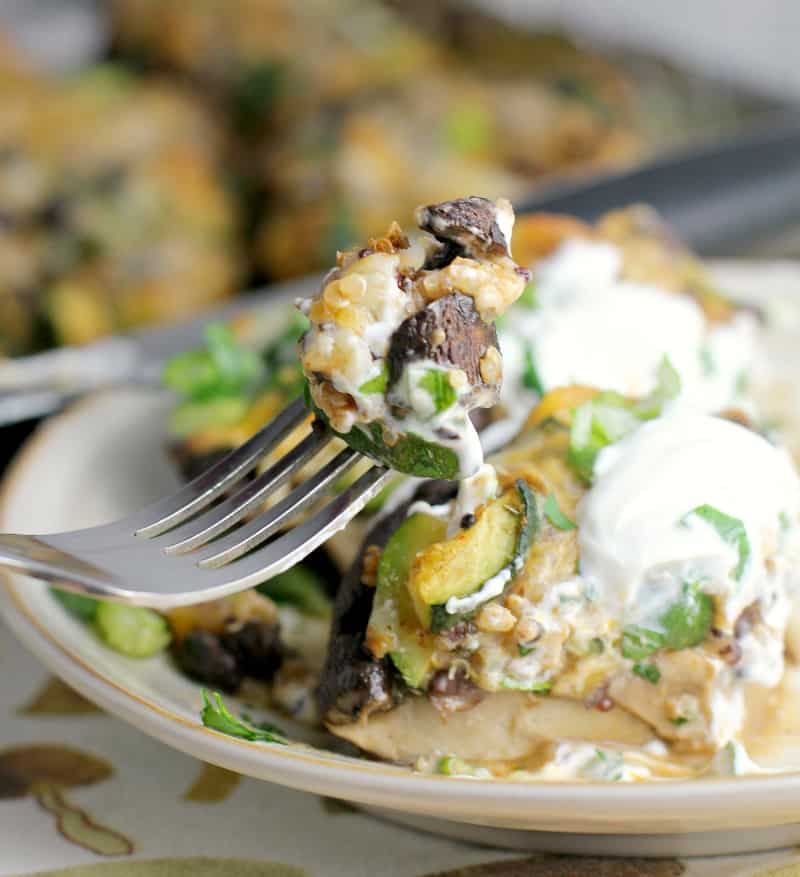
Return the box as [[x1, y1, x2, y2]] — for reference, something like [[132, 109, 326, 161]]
[[2, 113, 800, 427], [0, 272, 323, 426]]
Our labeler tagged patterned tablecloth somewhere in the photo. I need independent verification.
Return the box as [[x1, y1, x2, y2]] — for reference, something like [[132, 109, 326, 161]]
[[2, 623, 800, 877]]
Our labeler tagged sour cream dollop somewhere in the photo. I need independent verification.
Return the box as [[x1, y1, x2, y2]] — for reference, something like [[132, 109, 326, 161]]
[[577, 413, 800, 631], [501, 238, 756, 415]]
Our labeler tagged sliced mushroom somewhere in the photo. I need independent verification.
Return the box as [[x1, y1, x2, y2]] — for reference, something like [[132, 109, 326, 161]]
[[387, 292, 501, 408], [415, 196, 514, 260]]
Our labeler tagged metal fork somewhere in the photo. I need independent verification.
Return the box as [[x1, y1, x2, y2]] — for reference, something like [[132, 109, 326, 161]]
[[0, 398, 391, 609]]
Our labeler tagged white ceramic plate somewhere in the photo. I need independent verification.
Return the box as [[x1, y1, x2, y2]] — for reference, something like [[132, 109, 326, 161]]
[[4, 262, 800, 858]]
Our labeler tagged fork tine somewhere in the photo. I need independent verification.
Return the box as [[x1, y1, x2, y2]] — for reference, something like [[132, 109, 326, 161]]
[[161, 427, 332, 554], [135, 397, 309, 538], [197, 447, 362, 568], [208, 465, 391, 585]]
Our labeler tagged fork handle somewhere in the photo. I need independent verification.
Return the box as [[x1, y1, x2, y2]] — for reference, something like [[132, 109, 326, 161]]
[[0, 533, 115, 596]]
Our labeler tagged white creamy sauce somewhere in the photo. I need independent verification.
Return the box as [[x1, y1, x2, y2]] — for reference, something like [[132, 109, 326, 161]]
[[499, 238, 757, 416], [445, 566, 512, 616], [494, 200, 515, 256], [405, 500, 451, 520], [446, 462, 498, 537], [710, 740, 773, 777]]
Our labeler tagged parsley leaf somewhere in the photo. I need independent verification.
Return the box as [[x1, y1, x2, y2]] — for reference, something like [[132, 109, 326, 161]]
[[660, 580, 713, 649], [418, 369, 457, 414], [622, 625, 664, 660], [522, 345, 545, 395], [568, 396, 640, 482], [568, 357, 681, 482], [163, 323, 264, 402], [681, 504, 751, 581], [261, 311, 308, 398], [543, 493, 576, 531], [200, 690, 287, 744], [621, 582, 713, 664], [633, 662, 661, 684], [631, 356, 682, 420], [359, 363, 389, 395]]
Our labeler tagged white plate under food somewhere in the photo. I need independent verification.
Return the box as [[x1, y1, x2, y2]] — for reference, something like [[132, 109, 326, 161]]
[[3, 261, 800, 859]]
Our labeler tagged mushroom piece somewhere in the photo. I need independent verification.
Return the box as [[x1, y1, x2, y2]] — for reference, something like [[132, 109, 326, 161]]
[[0, 744, 133, 856], [415, 195, 515, 262], [387, 293, 501, 411], [299, 195, 526, 480]]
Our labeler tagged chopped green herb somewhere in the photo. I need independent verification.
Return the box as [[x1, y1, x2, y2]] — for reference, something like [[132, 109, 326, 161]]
[[621, 582, 713, 664], [436, 754, 488, 777], [418, 369, 458, 414], [517, 280, 537, 309], [632, 356, 682, 420], [660, 580, 714, 650], [699, 345, 716, 377], [543, 493, 576, 531], [163, 323, 264, 403], [359, 364, 389, 395], [261, 311, 308, 398], [671, 716, 689, 726], [200, 690, 287, 744], [568, 357, 682, 482], [621, 625, 664, 661], [94, 603, 171, 658], [681, 504, 751, 581], [632, 662, 661, 684], [518, 643, 535, 657], [522, 345, 545, 395], [567, 395, 640, 482]]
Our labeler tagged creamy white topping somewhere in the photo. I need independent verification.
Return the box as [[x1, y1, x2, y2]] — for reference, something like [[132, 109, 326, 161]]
[[445, 566, 512, 616], [500, 238, 757, 418], [577, 413, 800, 630], [446, 462, 498, 537]]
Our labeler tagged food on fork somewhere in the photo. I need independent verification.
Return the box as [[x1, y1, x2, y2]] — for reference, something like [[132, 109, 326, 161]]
[[299, 196, 527, 480], [317, 383, 800, 780]]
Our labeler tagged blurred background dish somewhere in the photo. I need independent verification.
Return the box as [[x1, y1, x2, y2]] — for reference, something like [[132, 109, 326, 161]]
[[0, 0, 788, 358]]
